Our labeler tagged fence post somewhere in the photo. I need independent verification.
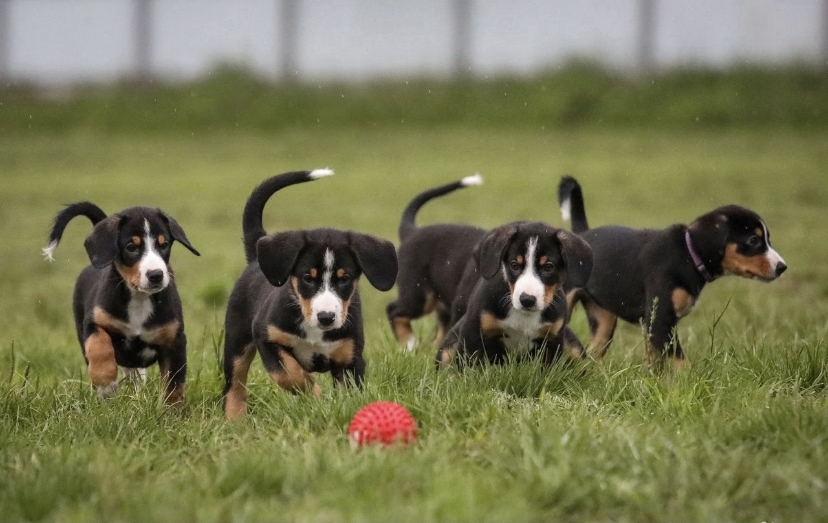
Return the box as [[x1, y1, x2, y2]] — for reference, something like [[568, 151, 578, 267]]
[[134, 0, 152, 79], [637, 0, 656, 74], [452, 0, 472, 77], [278, 0, 299, 81]]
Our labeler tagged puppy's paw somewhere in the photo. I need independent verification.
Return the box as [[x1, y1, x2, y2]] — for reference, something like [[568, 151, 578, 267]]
[[96, 380, 119, 399]]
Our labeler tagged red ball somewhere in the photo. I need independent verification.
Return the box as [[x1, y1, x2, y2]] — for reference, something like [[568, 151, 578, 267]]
[[348, 401, 418, 447]]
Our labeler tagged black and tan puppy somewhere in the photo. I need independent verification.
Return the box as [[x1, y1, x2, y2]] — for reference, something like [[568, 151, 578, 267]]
[[222, 169, 398, 420], [386, 174, 484, 350], [436, 221, 593, 369], [43, 202, 200, 403], [558, 175, 787, 366]]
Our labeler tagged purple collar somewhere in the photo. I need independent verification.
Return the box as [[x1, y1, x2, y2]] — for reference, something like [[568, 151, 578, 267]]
[[685, 230, 714, 282]]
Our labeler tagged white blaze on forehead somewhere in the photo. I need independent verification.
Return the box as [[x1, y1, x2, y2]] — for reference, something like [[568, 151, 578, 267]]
[[137, 218, 170, 292], [309, 248, 344, 329], [511, 236, 545, 311]]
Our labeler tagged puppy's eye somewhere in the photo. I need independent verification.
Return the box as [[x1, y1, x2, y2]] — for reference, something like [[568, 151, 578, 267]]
[[541, 262, 556, 273], [746, 235, 762, 248], [338, 274, 351, 285], [125, 244, 139, 253], [302, 274, 315, 284], [509, 261, 521, 271]]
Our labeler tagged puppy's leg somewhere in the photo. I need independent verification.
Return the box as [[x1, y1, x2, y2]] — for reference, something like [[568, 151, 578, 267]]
[[84, 327, 119, 398], [330, 339, 365, 388], [386, 287, 436, 351], [644, 292, 687, 369], [157, 334, 187, 405], [223, 343, 257, 421], [582, 298, 618, 360], [121, 367, 147, 385], [259, 343, 321, 397], [433, 302, 452, 346]]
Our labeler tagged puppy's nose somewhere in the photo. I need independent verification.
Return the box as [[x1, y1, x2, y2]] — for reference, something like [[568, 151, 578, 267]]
[[317, 311, 336, 327], [519, 293, 537, 309], [775, 261, 787, 277], [147, 269, 165, 285]]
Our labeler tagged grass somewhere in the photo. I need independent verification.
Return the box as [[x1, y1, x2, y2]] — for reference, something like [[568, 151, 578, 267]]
[[1, 68, 828, 521]]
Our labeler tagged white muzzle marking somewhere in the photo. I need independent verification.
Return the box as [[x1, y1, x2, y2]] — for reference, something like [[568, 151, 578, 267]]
[[309, 249, 344, 330], [138, 219, 170, 293], [511, 237, 544, 311]]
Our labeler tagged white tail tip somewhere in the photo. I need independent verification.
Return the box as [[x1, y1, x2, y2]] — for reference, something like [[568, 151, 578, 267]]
[[560, 198, 572, 222], [461, 173, 483, 187], [309, 168, 334, 179], [42, 240, 58, 262]]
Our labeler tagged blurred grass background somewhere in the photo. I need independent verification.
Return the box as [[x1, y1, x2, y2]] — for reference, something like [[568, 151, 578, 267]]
[[1, 64, 827, 521]]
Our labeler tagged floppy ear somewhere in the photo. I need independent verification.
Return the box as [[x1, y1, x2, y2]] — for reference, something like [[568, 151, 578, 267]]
[[349, 233, 398, 291], [556, 229, 593, 288], [689, 211, 729, 259], [477, 224, 518, 280], [84, 215, 122, 269], [160, 211, 200, 256], [256, 231, 305, 287]]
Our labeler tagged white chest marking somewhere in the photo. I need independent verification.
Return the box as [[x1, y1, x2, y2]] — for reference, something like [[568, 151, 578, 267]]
[[500, 308, 543, 355], [285, 329, 342, 368], [127, 294, 155, 338]]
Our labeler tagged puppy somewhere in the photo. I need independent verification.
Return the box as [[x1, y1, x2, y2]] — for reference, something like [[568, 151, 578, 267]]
[[386, 174, 484, 350], [43, 202, 200, 403], [558, 175, 787, 366], [436, 221, 592, 369], [222, 169, 398, 420]]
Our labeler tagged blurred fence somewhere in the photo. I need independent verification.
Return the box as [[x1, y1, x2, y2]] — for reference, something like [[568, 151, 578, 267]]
[[1, 0, 827, 85]]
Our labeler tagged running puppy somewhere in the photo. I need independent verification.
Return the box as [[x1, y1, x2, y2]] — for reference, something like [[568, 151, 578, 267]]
[[386, 174, 484, 350], [436, 221, 592, 369], [43, 202, 200, 403], [558, 175, 787, 366], [222, 170, 398, 421]]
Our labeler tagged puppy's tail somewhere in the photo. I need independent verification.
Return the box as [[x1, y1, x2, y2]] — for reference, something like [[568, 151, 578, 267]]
[[242, 168, 334, 263], [557, 175, 589, 234], [398, 173, 483, 242], [42, 202, 107, 261]]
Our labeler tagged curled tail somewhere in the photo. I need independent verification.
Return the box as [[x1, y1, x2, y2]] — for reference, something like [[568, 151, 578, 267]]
[[398, 173, 483, 242], [557, 175, 589, 234], [242, 168, 334, 263], [42, 202, 108, 261]]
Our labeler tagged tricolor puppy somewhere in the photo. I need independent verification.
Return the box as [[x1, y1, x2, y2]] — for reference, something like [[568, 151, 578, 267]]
[[436, 221, 593, 369], [558, 175, 787, 366], [222, 170, 398, 421], [43, 202, 200, 403], [386, 174, 484, 350]]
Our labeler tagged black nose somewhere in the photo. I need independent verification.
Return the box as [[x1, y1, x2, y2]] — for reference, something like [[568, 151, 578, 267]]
[[519, 293, 537, 308], [317, 311, 336, 327], [147, 269, 165, 285], [775, 262, 787, 277]]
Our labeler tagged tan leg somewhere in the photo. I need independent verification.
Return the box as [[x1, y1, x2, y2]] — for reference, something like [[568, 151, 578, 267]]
[[583, 301, 618, 360], [84, 328, 118, 397], [224, 344, 257, 421], [270, 350, 321, 397]]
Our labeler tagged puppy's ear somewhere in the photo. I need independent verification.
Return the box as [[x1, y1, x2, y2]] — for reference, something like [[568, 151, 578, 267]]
[[84, 215, 122, 269], [556, 229, 593, 288], [477, 224, 518, 280], [160, 211, 200, 256], [689, 211, 729, 258], [256, 231, 305, 287], [349, 233, 398, 291]]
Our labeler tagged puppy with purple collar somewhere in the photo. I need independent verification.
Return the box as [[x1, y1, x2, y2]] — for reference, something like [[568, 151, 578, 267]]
[[436, 221, 592, 369], [222, 169, 398, 421], [44, 202, 200, 403]]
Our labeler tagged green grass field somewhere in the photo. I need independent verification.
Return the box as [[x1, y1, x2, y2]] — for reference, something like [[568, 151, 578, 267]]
[[1, 69, 828, 522]]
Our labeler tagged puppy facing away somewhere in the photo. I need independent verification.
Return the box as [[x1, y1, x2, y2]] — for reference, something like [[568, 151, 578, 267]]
[[222, 169, 398, 421], [386, 174, 484, 350], [558, 175, 787, 367], [43, 202, 200, 403], [436, 221, 593, 370]]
